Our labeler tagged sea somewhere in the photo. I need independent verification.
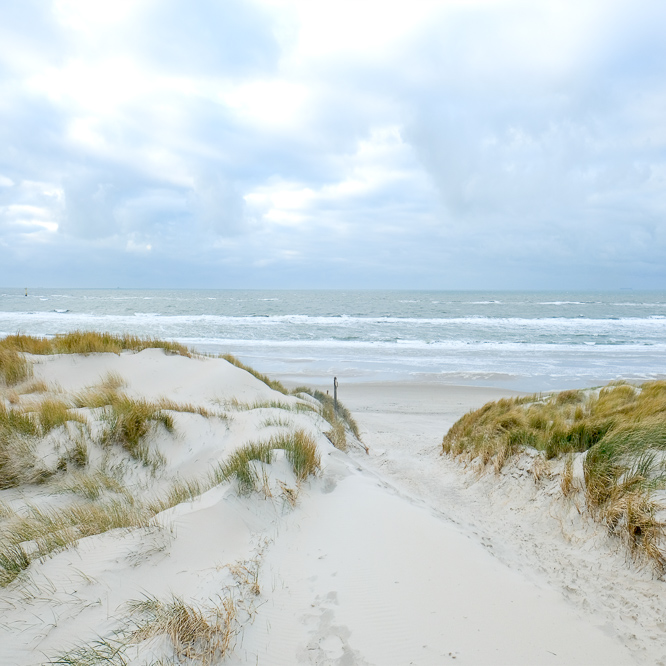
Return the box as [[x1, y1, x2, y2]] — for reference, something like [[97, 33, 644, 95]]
[[1, 288, 665, 392]]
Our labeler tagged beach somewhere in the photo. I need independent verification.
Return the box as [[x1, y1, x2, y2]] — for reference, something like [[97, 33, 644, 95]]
[[4, 0, 666, 660], [3, 0, 666, 653], [1, 344, 662, 664]]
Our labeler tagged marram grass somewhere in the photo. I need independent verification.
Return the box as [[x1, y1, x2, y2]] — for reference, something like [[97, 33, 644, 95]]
[[324, 419, 347, 452], [220, 353, 288, 394], [0, 348, 32, 386], [212, 429, 320, 493], [442, 380, 666, 571], [0, 331, 190, 357], [51, 591, 238, 665], [32, 398, 88, 435], [100, 396, 174, 464], [211, 442, 274, 493], [225, 397, 315, 414], [56, 470, 125, 501], [0, 498, 153, 586], [1, 330, 190, 393], [270, 429, 321, 481], [0, 471, 221, 588], [294, 387, 361, 447], [127, 594, 237, 663], [0, 335, 335, 592], [0, 433, 52, 490], [73, 386, 175, 468], [219, 354, 361, 446]]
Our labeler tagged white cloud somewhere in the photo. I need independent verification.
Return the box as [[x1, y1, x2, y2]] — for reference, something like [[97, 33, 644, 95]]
[[1, 0, 665, 288], [222, 80, 309, 128], [53, 0, 139, 30]]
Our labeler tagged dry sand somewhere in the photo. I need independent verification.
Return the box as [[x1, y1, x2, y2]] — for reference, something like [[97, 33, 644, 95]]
[[0, 353, 661, 664], [335, 381, 666, 666]]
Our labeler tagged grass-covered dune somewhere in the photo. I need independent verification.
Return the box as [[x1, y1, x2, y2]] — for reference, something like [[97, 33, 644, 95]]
[[0, 332, 367, 663], [443, 381, 666, 570], [0, 332, 359, 447], [0, 330, 191, 389], [0, 330, 191, 359], [0, 333, 358, 578]]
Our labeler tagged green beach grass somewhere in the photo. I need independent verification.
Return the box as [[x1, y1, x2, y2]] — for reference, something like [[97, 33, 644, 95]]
[[442, 380, 666, 570]]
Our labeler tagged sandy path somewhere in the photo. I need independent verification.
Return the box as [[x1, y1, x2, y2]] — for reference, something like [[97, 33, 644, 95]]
[[335, 381, 666, 666]]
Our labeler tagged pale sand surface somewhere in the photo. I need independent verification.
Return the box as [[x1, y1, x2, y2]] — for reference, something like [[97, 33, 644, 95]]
[[328, 381, 666, 665], [0, 354, 658, 664]]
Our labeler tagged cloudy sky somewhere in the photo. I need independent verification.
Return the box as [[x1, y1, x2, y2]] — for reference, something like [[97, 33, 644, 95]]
[[1, 0, 665, 289]]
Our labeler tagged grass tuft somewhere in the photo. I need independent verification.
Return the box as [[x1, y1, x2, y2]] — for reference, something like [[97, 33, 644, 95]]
[[310, 389, 361, 440], [50, 592, 237, 665], [32, 398, 87, 434], [560, 454, 575, 496], [57, 470, 125, 500], [100, 396, 173, 467], [155, 397, 216, 418], [49, 638, 128, 666], [442, 381, 666, 570], [270, 429, 321, 481], [0, 499, 155, 587], [220, 353, 288, 394], [73, 386, 121, 409], [0, 406, 52, 489], [0, 543, 31, 587], [1, 470, 228, 590], [1, 331, 191, 357], [128, 594, 237, 663], [99, 371, 126, 390], [0, 402, 39, 438], [212, 429, 320, 493], [0, 348, 32, 386], [260, 414, 293, 428], [211, 442, 273, 493], [18, 379, 49, 394], [226, 397, 314, 413], [292, 387, 362, 449], [324, 419, 347, 452], [148, 478, 207, 514], [60, 431, 90, 469]]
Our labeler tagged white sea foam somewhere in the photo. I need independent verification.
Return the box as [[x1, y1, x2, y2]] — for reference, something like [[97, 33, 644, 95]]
[[4, 310, 666, 327], [2, 288, 666, 390]]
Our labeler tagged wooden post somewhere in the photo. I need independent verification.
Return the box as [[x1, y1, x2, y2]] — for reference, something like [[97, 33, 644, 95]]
[[333, 376, 338, 416]]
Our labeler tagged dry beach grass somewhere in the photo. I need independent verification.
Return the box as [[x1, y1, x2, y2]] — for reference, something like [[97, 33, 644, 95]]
[[443, 380, 666, 570]]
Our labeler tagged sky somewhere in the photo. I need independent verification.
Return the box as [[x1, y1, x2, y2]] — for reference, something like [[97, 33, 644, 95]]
[[1, 0, 665, 290]]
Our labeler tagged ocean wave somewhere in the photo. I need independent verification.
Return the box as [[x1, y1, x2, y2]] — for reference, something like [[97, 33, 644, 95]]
[[179, 336, 666, 353], [2, 310, 666, 327]]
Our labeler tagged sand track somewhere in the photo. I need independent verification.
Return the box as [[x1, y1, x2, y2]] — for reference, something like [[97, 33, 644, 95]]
[[339, 381, 666, 666]]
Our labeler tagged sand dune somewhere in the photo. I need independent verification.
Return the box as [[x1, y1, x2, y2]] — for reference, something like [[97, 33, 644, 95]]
[[0, 351, 650, 664]]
